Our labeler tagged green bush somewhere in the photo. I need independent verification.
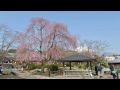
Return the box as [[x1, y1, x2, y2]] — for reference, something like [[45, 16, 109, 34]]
[[66, 63, 74, 67], [78, 65, 82, 68], [78, 63, 87, 69], [66, 63, 70, 67], [49, 64, 58, 71], [115, 65, 120, 70], [100, 63, 107, 68], [58, 68, 63, 74], [91, 64, 95, 70], [27, 64, 41, 70], [35, 64, 42, 69], [56, 64, 62, 67], [44, 64, 51, 68], [27, 64, 36, 70]]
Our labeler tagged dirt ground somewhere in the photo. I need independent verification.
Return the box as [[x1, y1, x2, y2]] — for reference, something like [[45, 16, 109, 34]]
[[0, 71, 117, 79], [0, 74, 23, 79]]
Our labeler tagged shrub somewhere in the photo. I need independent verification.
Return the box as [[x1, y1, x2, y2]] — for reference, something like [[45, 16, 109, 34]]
[[44, 64, 51, 68], [27, 64, 36, 70], [78, 63, 87, 69], [115, 65, 120, 70], [78, 65, 82, 69], [66, 63, 74, 67], [100, 63, 107, 68], [66, 63, 70, 67], [26, 64, 41, 70], [56, 64, 62, 67], [91, 64, 95, 70], [35, 64, 42, 69], [57, 69, 63, 75], [49, 64, 58, 71]]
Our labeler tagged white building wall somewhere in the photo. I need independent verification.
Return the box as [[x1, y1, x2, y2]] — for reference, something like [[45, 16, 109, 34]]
[[75, 46, 94, 52], [104, 56, 115, 61]]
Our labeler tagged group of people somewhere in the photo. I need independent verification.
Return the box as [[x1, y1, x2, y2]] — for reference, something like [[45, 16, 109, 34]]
[[95, 63, 119, 79]]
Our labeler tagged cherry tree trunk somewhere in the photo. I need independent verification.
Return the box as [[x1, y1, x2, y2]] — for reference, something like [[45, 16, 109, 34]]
[[41, 60, 45, 73]]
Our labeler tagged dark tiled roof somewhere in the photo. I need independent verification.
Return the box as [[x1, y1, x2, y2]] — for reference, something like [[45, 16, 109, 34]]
[[57, 54, 95, 62], [108, 58, 120, 64]]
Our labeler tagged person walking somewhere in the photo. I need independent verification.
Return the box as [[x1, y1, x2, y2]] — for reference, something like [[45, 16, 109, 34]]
[[95, 64, 98, 76], [110, 64, 117, 79], [97, 64, 102, 76]]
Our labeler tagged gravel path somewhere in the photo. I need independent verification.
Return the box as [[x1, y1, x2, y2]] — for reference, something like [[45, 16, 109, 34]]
[[0, 74, 23, 79], [14, 71, 115, 79], [0, 71, 116, 79]]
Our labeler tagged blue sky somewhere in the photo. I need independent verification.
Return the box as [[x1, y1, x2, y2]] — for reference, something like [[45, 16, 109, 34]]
[[0, 11, 120, 54]]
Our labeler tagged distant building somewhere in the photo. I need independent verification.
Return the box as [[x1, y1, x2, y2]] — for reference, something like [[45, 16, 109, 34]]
[[104, 56, 115, 61], [75, 46, 95, 52], [113, 55, 120, 59], [7, 53, 16, 58]]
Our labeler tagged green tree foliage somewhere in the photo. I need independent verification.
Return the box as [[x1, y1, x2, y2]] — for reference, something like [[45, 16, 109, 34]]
[[8, 49, 16, 53]]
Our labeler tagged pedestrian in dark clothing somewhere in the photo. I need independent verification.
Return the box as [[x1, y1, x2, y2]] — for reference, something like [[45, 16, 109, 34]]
[[97, 64, 102, 76], [110, 64, 117, 79], [95, 65, 98, 76], [110, 64, 114, 71]]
